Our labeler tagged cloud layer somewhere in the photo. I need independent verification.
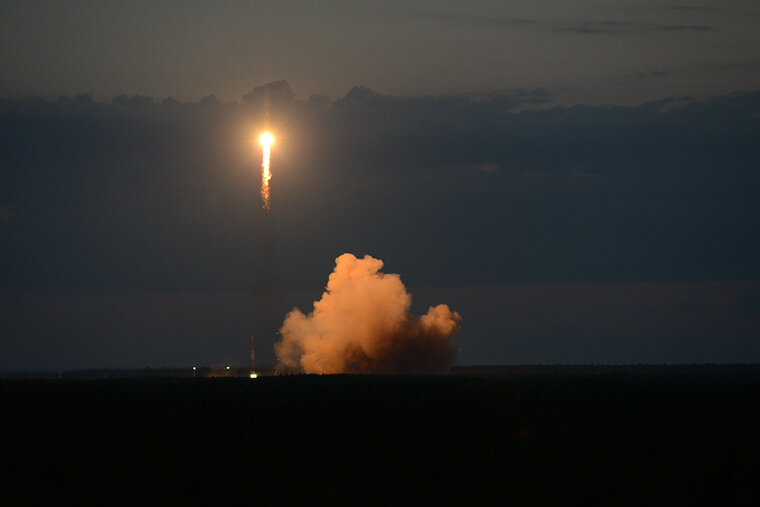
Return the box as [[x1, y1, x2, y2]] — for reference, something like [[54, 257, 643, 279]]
[[2, 83, 759, 368], [2, 85, 759, 292]]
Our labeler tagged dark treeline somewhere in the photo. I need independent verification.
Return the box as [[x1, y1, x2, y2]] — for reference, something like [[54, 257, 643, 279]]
[[3, 368, 759, 504], [4, 363, 760, 379]]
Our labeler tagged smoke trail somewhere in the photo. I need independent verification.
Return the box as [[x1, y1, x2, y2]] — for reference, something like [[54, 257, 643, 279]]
[[275, 254, 461, 374]]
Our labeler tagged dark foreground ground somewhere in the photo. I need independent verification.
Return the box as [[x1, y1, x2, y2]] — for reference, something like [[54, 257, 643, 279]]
[[3, 366, 760, 505]]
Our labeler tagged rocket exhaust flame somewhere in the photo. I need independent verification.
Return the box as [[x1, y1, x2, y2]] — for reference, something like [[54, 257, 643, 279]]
[[259, 131, 273, 210]]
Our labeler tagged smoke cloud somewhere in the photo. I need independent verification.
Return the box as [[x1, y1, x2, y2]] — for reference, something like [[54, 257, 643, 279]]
[[275, 254, 461, 374]]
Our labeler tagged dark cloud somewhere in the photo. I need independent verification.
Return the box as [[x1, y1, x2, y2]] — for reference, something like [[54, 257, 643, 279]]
[[551, 24, 618, 34], [2, 82, 759, 368], [307, 94, 330, 112], [411, 9, 720, 37], [661, 5, 760, 15], [552, 20, 715, 35], [409, 8, 635, 35], [1, 85, 758, 294], [243, 80, 295, 106], [161, 96, 181, 108], [198, 94, 222, 107], [112, 93, 155, 108], [551, 19, 639, 34], [411, 10, 539, 28], [663, 5, 723, 13], [331, 85, 551, 117], [654, 24, 712, 31], [698, 60, 760, 72], [74, 93, 93, 105], [411, 9, 644, 35]]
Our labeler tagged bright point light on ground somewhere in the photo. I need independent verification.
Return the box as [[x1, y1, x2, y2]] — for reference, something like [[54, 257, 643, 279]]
[[249, 373, 258, 379]]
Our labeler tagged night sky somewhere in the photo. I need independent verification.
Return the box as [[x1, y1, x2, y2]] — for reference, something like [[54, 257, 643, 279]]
[[2, 1, 759, 370]]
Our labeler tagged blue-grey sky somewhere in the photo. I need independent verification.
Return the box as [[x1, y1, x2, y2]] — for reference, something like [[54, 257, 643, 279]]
[[2, 1, 759, 104], [1, 2, 758, 370]]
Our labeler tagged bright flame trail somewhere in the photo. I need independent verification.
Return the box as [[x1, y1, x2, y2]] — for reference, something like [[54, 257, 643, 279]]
[[259, 131, 273, 210]]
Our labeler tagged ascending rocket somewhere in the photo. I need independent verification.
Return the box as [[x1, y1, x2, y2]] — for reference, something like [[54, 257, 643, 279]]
[[259, 102, 273, 210]]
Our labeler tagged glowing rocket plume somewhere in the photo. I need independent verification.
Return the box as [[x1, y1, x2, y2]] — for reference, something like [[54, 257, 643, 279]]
[[260, 131, 273, 210]]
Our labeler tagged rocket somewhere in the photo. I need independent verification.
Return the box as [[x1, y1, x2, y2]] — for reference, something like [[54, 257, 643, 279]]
[[265, 103, 270, 129]]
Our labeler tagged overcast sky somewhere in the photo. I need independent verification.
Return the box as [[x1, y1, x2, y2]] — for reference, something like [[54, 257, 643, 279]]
[[1, 2, 758, 370], [2, 1, 760, 104]]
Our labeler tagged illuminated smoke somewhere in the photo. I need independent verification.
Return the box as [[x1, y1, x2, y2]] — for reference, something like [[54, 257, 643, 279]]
[[259, 132, 273, 210], [275, 254, 461, 374]]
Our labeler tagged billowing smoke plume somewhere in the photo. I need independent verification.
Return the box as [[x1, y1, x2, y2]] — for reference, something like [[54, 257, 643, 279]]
[[275, 254, 461, 374]]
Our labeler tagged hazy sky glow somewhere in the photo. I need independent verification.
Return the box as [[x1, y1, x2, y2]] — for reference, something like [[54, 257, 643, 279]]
[[2, 1, 759, 104], [1, 2, 758, 370]]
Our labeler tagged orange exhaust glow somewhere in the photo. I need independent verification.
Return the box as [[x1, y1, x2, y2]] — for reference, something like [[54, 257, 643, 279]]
[[259, 132, 273, 210]]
